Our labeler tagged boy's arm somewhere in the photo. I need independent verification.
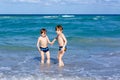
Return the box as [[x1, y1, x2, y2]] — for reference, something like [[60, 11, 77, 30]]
[[46, 36, 52, 44], [37, 37, 41, 53], [51, 38, 56, 44], [51, 36, 57, 45]]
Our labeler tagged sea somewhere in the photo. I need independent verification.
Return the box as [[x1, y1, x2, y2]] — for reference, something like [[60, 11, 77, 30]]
[[0, 14, 120, 80]]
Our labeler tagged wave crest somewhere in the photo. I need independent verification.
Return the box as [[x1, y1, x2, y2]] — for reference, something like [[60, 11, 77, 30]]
[[62, 15, 75, 18]]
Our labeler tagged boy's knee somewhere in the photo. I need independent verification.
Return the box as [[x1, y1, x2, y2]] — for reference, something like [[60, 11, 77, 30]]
[[47, 57, 50, 60], [41, 58, 44, 60]]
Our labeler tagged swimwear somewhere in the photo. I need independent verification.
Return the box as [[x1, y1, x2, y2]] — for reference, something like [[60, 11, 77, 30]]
[[59, 46, 67, 51], [40, 47, 49, 53]]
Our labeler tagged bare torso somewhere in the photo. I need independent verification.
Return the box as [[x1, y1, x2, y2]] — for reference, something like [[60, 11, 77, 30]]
[[57, 34, 65, 46], [39, 36, 48, 48]]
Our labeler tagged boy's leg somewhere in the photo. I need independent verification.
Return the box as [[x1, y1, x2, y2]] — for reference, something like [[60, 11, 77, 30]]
[[57, 52, 60, 60], [46, 51, 50, 64], [40, 51, 44, 64], [58, 51, 65, 67]]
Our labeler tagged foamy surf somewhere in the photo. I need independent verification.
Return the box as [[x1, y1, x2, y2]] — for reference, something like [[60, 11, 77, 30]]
[[0, 72, 120, 80], [62, 15, 75, 18], [43, 16, 58, 19]]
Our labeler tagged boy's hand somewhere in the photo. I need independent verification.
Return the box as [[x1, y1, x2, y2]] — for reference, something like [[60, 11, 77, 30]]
[[50, 42, 54, 45]]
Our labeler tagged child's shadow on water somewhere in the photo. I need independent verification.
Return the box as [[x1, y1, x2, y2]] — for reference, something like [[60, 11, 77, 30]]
[[33, 57, 58, 64]]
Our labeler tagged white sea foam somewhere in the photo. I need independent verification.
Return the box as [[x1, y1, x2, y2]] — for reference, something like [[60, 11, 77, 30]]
[[0, 67, 11, 70], [0, 74, 96, 80], [0, 69, 120, 80], [1, 75, 120, 80], [93, 16, 105, 20], [43, 16, 58, 18], [62, 15, 75, 18]]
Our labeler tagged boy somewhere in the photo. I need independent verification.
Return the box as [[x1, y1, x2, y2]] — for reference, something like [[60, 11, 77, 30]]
[[37, 28, 52, 64], [52, 25, 67, 67]]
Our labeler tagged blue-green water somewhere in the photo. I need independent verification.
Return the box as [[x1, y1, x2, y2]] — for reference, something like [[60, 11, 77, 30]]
[[0, 15, 120, 80]]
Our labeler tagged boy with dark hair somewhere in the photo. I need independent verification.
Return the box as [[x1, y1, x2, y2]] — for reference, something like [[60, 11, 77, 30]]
[[52, 25, 67, 67]]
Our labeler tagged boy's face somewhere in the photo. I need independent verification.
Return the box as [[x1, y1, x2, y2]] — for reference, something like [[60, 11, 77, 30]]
[[56, 29, 62, 35], [41, 32, 46, 37]]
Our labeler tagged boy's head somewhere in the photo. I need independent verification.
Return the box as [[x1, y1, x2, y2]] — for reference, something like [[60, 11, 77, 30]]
[[40, 28, 47, 37], [55, 25, 63, 34]]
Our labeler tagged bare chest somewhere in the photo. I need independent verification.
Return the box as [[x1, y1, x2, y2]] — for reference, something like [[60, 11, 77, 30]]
[[57, 36, 64, 45], [40, 37, 48, 43]]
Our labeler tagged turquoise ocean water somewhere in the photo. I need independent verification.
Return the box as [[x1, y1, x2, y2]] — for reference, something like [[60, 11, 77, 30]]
[[0, 14, 120, 80]]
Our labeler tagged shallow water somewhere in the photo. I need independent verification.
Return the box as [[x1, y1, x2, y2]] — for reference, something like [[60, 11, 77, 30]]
[[0, 14, 120, 80]]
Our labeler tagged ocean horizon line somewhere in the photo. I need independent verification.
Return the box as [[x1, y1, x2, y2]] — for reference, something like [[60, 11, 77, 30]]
[[0, 14, 120, 16]]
